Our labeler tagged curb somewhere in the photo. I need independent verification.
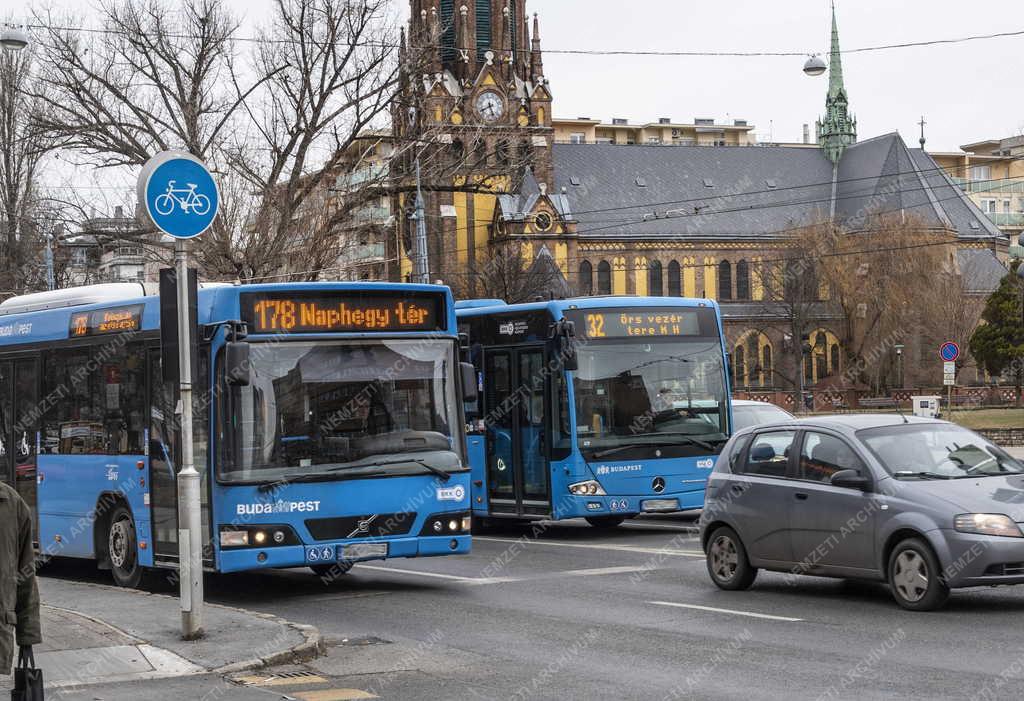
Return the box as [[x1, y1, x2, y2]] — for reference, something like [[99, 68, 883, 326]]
[[40, 579, 324, 675]]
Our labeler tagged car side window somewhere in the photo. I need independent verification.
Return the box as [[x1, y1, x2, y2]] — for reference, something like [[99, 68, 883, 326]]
[[742, 431, 796, 478], [728, 434, 752, 472], [799, 432, 866, 484]]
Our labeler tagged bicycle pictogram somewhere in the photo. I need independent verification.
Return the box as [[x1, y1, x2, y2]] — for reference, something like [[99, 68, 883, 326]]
[[154, 180, 212, 216]]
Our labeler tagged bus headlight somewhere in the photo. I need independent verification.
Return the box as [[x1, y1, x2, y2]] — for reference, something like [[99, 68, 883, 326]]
[[569, 480, 606, 496], [219, 525, 300, 549], [420, 512, 471, 536]]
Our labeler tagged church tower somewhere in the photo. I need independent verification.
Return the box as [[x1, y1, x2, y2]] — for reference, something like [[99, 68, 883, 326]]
[[395, 1, 565, 294], [816, 3, 857, 164]]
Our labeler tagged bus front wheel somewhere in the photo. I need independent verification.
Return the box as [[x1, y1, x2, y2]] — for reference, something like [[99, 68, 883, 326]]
[[107, 505, 143, 588], [585, 516, 626, 528], [311, 562, 354, 581]]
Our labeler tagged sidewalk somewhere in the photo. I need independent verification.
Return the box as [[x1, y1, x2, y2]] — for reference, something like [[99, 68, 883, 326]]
[[22, 578, 322, 692]]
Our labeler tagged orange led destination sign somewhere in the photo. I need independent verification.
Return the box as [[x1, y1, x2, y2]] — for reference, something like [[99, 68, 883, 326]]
[[69, 305, 144, 337], [565, 307, 708, 339], [241, 292, 444, 334]]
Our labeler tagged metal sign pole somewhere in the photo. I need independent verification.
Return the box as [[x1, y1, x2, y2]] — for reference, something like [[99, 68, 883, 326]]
[[174, 237, 204, 639]]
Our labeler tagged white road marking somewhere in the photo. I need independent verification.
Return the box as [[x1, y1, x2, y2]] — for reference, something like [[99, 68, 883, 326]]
[[358, 565, 516, 584], [621, 522, 700, 533], [649, 601, 804, 622], [474, 536, 705, 558], [358, 564, 657, 586]]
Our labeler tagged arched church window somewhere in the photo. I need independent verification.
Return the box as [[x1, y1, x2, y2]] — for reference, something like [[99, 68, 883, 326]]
[[667, 260, 681, 296], [579, 261, 593, 296], [736, 259, 750, 300], [718, 260, 733, 301], [648, 260, 663, 296], [597, 261, 611, 295]]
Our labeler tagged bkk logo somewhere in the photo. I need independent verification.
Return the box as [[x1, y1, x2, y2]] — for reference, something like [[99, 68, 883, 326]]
[[437, 485, 466, 502]]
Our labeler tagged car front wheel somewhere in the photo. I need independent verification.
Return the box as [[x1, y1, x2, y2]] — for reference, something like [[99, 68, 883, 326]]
[[888, 538, 949, 611], [706, 526, 757, 591]]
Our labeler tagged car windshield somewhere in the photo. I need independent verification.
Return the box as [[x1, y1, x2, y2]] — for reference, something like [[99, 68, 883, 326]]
[[732, 404, 794, 431], [217, 340, 465, 483], [573, 338, 729, 459], [858, 424, 1024, 479]]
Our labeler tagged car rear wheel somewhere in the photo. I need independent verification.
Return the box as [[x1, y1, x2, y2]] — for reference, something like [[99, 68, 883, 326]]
[[706, 526, 757, 591], [585, 516, 626, 528], [888, 538, 949, 611], [311, 561, 354, 580]]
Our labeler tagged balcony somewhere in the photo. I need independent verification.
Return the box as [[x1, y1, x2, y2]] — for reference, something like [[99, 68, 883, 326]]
[[951, 176, 1024, 194], [350, 206, 391, 225], [344, 242, 386, 261], [985, 212, 1024, 227]]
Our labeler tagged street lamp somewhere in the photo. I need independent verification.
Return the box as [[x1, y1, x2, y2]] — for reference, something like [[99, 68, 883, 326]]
[[0, 22, 29, 51], [803, 54, 827, 77]]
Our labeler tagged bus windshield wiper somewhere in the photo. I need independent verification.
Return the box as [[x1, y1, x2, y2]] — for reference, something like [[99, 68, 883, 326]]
[[325, 456, 453, 482], [593, 435, 715, 459]]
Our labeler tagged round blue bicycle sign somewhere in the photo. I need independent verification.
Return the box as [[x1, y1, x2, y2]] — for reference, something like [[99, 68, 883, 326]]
[[939, 341, 960, 362], [137, 151, 219, 238]]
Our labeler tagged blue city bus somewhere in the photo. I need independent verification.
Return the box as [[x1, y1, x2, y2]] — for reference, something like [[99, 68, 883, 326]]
[[457, 297, 731, 526], [0, 281, 474, 586]]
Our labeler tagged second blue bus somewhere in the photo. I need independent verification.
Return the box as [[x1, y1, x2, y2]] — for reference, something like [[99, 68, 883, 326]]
[[457, 296, 732, 527]]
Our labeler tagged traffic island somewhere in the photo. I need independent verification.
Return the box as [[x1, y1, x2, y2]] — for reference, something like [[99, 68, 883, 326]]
[[34, 578, 322, 690]]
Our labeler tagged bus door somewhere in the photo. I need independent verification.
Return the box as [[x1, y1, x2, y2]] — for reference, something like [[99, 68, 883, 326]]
[[484, 347, 551, 516], [0, 358, 40, 534]]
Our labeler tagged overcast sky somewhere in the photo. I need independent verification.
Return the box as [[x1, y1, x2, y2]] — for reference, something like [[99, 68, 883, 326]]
[[9, 0, 1023, 153]]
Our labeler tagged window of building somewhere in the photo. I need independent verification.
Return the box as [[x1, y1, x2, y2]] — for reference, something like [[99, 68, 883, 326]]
[[70, 248, 88, 267], [970, 165, 992, 181], [475, 0, 491, 54], [1004, 200, 1012, 214], [981, 199, 997, 214], [718, 260, 733, 300], [736, 260, 750, 300], [569, 132, 586, 144], [648, 260, 663, 296], [667, 260, 681, 296], [579, 261, 593, 295], [646, 137, 661, 145], [596, 261, 611, 295]]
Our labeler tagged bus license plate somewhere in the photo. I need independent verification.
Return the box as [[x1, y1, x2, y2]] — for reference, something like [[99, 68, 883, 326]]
[[641, 499, 680, 512], [306, 545, 335, 562], [342, 543, 387, 560]]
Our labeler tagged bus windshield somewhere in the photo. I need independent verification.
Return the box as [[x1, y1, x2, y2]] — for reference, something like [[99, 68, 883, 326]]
[[573, 338, 729, 460], [217, 339, 465, 483]]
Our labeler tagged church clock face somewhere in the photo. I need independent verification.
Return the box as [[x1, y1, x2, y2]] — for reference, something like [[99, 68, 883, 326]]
[[475, 91, 505, 122]]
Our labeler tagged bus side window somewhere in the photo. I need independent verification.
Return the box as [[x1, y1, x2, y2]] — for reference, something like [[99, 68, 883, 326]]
[[41, 343, 147, 455]]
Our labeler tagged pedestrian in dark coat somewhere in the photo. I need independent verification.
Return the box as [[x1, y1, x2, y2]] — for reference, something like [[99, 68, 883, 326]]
[[0, 481, 41, 675]]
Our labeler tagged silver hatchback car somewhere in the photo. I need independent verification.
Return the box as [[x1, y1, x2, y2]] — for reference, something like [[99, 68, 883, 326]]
[[699, 415, 1024, 610]]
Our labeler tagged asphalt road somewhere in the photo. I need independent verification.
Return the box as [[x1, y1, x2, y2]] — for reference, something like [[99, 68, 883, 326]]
[[46, 513, 1024, 701]]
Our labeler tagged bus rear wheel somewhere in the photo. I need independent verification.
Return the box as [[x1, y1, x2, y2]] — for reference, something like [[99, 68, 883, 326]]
[[108, 505, 144, 588], [311, 561, 354, 581], [585, 516, 626, 528]]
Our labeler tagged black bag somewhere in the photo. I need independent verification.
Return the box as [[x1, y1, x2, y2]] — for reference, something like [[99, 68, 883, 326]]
[[10, 646, 43, 701]]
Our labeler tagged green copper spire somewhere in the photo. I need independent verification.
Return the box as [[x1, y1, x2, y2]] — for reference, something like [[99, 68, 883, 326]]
[[816, 1, 857, 164]]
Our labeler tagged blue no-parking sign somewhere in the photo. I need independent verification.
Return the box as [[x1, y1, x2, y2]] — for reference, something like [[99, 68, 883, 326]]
[[136, 151, 219, 239], [939, 341, 960, 363]]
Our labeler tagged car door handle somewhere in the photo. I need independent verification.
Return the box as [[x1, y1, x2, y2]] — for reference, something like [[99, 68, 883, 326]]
[[794, 492, 809, 500]]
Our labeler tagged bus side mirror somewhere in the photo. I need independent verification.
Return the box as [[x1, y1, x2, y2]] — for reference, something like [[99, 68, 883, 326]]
[[226, 342, 251, 386], [460, 362, 478, 402], [553, 320, 578, 371]]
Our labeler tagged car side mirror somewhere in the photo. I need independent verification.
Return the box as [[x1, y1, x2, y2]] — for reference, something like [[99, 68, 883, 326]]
[[830, 469, 871, 491], [460, 362, 478, 402], [225, 342, 251, 386]]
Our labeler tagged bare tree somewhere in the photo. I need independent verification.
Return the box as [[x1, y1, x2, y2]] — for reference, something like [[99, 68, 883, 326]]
[[0, 46, 55, 298], [446, 241, 567, 303]]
